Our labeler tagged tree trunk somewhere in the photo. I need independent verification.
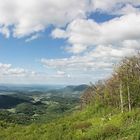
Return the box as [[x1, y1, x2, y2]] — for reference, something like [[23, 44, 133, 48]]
[[127, 82, 131, 112], [119, 81, 124, 113]]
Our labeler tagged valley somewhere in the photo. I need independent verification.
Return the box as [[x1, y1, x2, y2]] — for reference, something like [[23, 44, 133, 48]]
[[0, 84, 88, 124]]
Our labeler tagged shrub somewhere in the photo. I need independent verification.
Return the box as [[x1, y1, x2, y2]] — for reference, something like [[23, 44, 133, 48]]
[[73, 122, 92, 132], [101, 124, 120, 138]]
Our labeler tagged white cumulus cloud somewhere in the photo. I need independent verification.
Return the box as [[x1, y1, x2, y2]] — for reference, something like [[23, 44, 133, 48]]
[[0, 0, 88, 38], [52, 13, 140, 54], [0, 0, 140, 39]]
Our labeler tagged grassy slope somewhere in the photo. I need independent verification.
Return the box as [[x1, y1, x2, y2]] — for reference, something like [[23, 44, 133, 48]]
[[0, 104, 140, 140]]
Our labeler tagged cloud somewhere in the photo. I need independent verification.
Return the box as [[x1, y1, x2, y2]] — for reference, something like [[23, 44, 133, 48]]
[[0, 63, 11, 71], [50, 1, 140, 83], [41, 50, 113, 73], [0, 62, 73, 84], [40, 39, 139, 83], [65, 44, 88, 54], [52, 28, 68, 39], [57, 70, 65, 75], [0, 26, 10, 38], [0, 63, 35, 77], [40, 55, 113, 84], [115, 4, 140, 15], [0, 0, 140, 39], [0, 0, 88, 38], [25, 34, 41, 42], [52, 13, 140, 54], [0, 62, 50, 84], [90, 0, 140, 14]]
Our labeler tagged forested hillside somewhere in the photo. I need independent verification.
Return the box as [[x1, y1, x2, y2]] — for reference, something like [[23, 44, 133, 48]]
[[0, 54, 140, 140], [81, 53, 140, 112]]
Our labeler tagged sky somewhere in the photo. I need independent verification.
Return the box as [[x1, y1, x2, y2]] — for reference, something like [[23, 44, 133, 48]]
[[0, 0, 140, 85]]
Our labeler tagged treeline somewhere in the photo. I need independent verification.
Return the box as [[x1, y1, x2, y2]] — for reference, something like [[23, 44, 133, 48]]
[[81, 53, 140, 112]]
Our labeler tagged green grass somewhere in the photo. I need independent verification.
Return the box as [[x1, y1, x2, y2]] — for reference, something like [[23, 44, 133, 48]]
[[0, 104, 140, 140]]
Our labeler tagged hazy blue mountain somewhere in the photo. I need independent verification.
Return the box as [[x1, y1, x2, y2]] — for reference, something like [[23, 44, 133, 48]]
[[47, 84, 88, 97], [0, 84, 65, 94]]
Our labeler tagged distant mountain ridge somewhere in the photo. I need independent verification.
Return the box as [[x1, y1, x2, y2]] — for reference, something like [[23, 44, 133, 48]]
[[0, 84, 88, 109], [47, 84, 89, 97], [65, 84, 88, 92], [0, 84, 88, 94], [0, 84, 65, 94]]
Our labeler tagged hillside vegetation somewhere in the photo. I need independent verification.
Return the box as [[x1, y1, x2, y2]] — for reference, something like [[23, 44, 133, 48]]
[[0, 54, 140, 140]]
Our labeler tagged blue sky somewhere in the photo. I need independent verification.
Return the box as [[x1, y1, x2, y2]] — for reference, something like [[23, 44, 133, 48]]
[[0, 0, 140, 84], [0, 30, 66, 69]]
